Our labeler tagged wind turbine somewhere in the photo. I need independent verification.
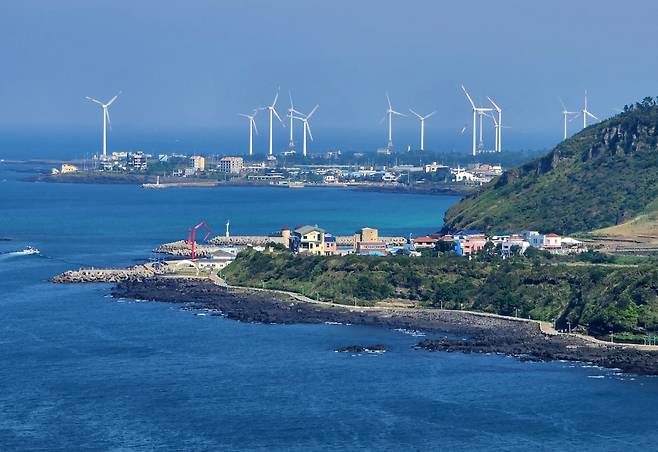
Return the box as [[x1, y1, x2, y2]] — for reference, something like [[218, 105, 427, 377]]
[[461, 85, 492, 156], [238, 109, 258, 156], [409, 109, 436, 151], [383, 93, 406, 150], [559, 98, 580, 140], [225, 219, 230, 238], [582, 90, 599, 129], [293, 105, 319, 157], [485, 112, 510, 153], [487, 97, 503, 152], [261, 90, 283, 156], [287, 91, 302, 151], [85, 92, 120, 160]]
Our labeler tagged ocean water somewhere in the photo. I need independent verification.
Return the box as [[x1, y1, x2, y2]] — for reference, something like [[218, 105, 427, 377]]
[[1, 164, 658, 451]]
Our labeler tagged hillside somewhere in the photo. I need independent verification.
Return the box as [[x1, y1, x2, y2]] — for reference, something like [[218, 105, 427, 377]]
[[442, 98, 658, 234]]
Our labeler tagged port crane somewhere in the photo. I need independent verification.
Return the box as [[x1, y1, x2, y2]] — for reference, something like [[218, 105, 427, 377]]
[[187, 220, 212, 261]]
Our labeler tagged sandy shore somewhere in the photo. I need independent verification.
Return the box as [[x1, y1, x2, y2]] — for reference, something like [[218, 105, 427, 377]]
[[110, 277, 658, 376]]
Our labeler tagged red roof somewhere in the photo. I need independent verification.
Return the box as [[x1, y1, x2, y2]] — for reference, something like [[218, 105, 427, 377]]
[[413, 237, 438, 243], [545, 233, 560, 237]]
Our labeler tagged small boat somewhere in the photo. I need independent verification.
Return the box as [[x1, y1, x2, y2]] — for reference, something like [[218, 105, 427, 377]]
[[22, 246, 40, 255]]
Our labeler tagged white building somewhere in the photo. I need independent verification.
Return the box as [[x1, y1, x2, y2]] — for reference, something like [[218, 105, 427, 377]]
[[218, 157, 244, 174]]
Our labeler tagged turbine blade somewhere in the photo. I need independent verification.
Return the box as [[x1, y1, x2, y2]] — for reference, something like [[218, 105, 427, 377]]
[[425, 111, 437, 119], [558, 97, 567, 111], [272, 91, 279, 107], [586, 111, 599, 120], [386, 92, 392, 109], [273, 107, 283, 123], [487, 96, 501, 112], [86, 96, 103, 105], [106, 92, 120, 106], [105, 108, 112, 130], [252, 119, 259, 135], [306, 104, 319, 119], [306, 122, 314, 141], [461, 85, 476, 109], [409, 108, 422, 119]]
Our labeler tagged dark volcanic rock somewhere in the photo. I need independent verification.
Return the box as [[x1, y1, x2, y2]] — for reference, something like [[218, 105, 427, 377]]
[[336, 345, 387, 353], [112, 277, 658, 376]]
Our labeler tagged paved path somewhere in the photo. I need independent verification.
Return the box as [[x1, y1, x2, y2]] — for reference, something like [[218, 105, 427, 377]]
[[210, 275, 658, 351]]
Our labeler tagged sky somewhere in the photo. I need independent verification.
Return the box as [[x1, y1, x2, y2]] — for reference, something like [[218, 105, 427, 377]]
[[2, 0, 658, 158]]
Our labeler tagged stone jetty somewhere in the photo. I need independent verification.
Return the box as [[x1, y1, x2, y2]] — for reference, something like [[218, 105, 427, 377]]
[[52, 264, 157, 283], [153, 240, 215, 257]]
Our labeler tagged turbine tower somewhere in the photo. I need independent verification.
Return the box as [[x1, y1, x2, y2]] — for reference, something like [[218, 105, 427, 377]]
[[85, 92, 120, 160], [559, 98, 579, 140], [225, 219, 230, 238], [409, 109, 436, 151], [238, 109, 258, 156], [461, 85, 491, 156], [384, 93, 406, 151], [261, 90, 283, 156], [582, 90, 599, 129], [287, 91, 302, 151], [487, 97, 503, 152], [293, 105, 319, 157]]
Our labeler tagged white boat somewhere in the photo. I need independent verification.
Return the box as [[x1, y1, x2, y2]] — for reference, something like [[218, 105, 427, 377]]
[[22, 246, 40, 255]]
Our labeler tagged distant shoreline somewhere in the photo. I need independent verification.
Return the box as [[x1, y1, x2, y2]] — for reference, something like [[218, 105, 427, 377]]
[[24, 171, 473, 196]]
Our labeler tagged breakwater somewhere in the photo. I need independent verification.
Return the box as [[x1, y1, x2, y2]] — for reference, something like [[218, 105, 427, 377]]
[[52, 265, 157, 283]]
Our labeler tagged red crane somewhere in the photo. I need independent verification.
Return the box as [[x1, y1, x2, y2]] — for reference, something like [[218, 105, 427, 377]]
[[187, 220, 212, 261]]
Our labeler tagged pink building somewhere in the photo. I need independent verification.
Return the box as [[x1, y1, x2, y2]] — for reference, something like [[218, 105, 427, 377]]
[[455, 235, 488, 256]]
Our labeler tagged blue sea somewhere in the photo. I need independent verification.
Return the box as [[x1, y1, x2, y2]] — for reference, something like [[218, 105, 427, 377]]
[[1, 164, 658, 451]]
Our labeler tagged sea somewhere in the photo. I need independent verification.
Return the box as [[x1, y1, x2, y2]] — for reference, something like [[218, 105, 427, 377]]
[[1, 163, 658, 451]]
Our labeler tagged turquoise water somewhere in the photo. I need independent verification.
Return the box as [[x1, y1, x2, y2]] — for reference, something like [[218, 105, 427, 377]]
[[1, 165, 658, 451]]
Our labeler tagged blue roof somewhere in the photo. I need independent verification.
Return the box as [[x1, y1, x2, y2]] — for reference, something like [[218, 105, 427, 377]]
[[324, 236, 336, 243]]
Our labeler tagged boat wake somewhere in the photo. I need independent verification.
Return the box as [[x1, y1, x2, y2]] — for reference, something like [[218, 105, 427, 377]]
[[0, 247, 41, 259]]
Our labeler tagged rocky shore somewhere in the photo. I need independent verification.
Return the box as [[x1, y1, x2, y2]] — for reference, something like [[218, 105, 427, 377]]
[[111, 277, 658, 375]]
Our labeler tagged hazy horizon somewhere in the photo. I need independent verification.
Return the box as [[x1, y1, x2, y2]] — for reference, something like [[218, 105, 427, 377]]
[[2, 0, 658, 158]]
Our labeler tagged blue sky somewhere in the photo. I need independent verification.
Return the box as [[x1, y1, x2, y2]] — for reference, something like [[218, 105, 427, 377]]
[[2, 0, 658, 156]]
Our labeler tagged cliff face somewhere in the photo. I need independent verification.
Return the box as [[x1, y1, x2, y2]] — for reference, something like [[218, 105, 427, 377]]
[[442, 100, 658, 234]]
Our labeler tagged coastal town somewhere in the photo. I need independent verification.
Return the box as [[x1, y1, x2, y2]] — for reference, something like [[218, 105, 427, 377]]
[[46, 150, 505, 190]]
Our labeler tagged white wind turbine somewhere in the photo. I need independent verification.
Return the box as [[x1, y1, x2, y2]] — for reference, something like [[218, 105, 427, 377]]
[[293, 105, 319, 157], [238, 109, 259, 156], [485, 112, 511, 153], [260, 90, 283, 156], [287, 91, 302, 151], [582, 90, 599, 129], [559, 98, 580, 140], [461, 85, 492, 156], [487, 97, 503, 152], [383, 93, 406, 150], [409, 109, 436, 151], [85, 92, 120, 160]]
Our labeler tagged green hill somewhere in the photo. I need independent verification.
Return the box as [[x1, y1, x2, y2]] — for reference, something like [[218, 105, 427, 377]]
[[442, 97, 658, 234]]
